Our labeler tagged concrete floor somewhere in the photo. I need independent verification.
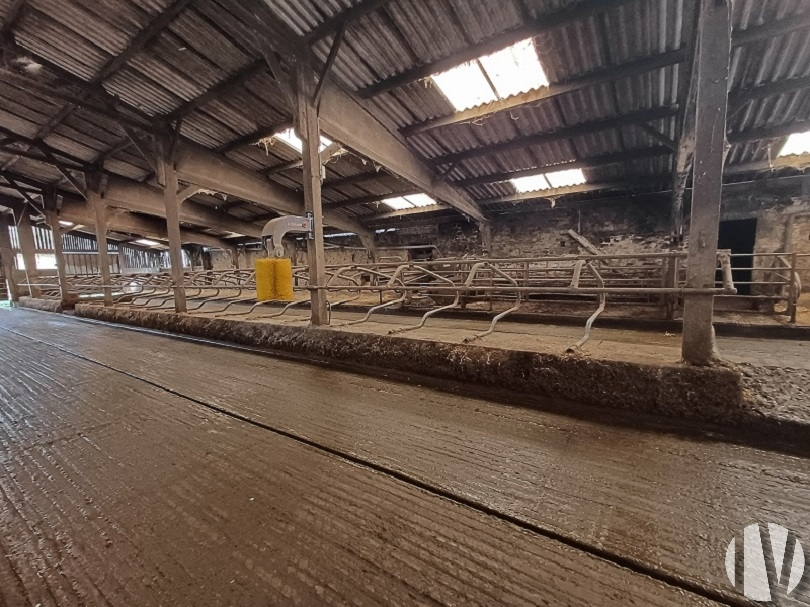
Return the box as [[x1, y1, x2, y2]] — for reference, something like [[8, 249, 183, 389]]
[[1, 308, 809, 606], [170, 295, 810, 368]]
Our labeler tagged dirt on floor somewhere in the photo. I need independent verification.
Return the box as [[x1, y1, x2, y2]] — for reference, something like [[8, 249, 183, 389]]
[[740, 363, 810, 426]]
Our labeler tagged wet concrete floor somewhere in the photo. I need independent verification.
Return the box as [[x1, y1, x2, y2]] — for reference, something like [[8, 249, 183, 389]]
[[1, 308, 808, 606]]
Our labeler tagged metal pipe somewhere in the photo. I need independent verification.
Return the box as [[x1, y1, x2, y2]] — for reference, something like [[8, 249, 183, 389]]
[[463, 264, 523, 342], [568, 263, 607, 351]]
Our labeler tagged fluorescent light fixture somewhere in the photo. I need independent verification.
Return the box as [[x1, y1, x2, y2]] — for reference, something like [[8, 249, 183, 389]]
[[135, 238, 160, 246], [274, 127, 333, 154], [479, 38, 548, 98], [431, 38, 548, 111], [58, 220, 74, 227], [510, 174, 551, 193], [779, 131, 810, 157], [382, 193, 438, 210], [545, 168, 587, 188], [324, 232, 356, 238]]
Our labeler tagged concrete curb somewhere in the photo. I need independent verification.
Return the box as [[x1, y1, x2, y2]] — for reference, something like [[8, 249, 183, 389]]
[[75, 304, 746, 426], [18, 297, 63, 313]]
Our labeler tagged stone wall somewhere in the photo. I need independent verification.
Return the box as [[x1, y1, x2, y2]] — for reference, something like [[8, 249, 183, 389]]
[[207, 182, 810, 290]]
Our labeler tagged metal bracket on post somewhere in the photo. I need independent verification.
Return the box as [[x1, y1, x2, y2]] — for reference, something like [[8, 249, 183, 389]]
[[306, 211, 314, 239], [261, 215, 313, 258]]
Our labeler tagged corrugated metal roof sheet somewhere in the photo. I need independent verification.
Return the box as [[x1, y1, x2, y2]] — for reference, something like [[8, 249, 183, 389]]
[[0, 0, 805, 233]]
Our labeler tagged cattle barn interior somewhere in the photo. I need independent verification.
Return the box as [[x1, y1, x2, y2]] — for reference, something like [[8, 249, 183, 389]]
[[1, 0, 810, 605]]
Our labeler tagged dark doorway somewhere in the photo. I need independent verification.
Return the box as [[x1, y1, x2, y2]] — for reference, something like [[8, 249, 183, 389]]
[[717, 219, 757, 295]]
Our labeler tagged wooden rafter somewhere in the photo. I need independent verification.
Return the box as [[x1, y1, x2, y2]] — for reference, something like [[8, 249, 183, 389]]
[[432, 106, 678, 165], [403, 49, 688, 136], [358, 0, 638, 98]]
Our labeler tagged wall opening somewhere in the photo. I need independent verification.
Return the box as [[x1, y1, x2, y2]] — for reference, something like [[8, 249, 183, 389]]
[[718, 218, 757, 296]]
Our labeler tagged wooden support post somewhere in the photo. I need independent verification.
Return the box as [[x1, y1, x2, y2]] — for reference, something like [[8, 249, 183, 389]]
[[357, 232, 377, 263], [681, 0, 731, 366], [0, 213, 19, 303], [45, 191, 70, 306], [159, 137, 187, 313], [87, 176, 113, 306], [479, 221, 492, 256], [230, 246, 240, 269], [295, 54, 328, 325], [17, 211, 40, 297], [670, 0, 699, 241]]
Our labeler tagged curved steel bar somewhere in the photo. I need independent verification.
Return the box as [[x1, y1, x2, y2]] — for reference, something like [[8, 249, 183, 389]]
[[117, 287, 165, 306], [127, 288, 173, 308], [388, 266, 460, 335], [464, 264, 523, 342], [136, 288, 203, 310], [184, 288, 226, 312], [336, 263, 411, 327], [568, 262, 606, 352], [252, 298, 311, 320], [338, 294, 407, 327], [211, 299, 272, 318], [186, 288, 248, 315]]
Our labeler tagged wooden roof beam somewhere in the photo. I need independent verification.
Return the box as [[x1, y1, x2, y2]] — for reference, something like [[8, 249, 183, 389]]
[[359, 0, 638, 98], [304, 0, 394, 43], [432, 105, 678, 165], [403, 48, 688, 136], [728, 120, 810, 145], [322, 170, 392, 191], [326, 189, 421, 210], [216, 120, 293, 153], [238, 1, 489, 228], [103, 177, 263, 238], [729, 75, 810, 111], [732, 11, 810, 48], [319, 81, 487, 223], [59, 198, 234, 249], [166, 59, 267, 122], [95, 0, 193, 83], [455, 147, 673, 188], [172, 141, 372, 237]]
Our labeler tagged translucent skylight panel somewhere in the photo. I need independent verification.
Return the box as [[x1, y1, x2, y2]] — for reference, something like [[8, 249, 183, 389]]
[[382, 196, 414, 210], [510, 174, 551, 193], [274, 127, 333, 154], [432, 62, 498, 111], [779, 131, 810, 157], [403, 193, 438, 207], [479, 38, 548, 98], [545, 168, 587, 188]]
